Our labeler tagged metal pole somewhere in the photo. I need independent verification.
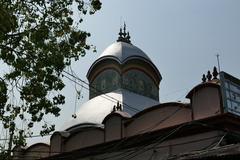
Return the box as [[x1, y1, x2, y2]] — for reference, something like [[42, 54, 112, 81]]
[[216, 54, 221, 72]]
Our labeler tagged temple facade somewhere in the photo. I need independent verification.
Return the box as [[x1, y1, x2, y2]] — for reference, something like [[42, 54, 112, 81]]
[[13, 26, 240, 160]]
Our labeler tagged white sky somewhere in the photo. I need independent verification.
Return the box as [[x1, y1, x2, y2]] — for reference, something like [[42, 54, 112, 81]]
[[69, 0, 240, 106], [1, 0, 240, 146], [48, 0, 240, 145]]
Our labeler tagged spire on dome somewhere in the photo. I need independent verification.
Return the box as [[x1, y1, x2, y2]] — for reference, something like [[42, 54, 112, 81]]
[[117, 23, 131, 44]]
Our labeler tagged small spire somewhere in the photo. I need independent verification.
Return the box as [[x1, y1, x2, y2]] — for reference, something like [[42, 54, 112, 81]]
[[212, 66, 218, 79], [123, 23, 127, 37], [112, 105, 116, 112], [117, 23, 131, 44], [72, 114, 77, 119], [118, 28, 123, 42], [116, 102, 122, 111], [119, 28, 123, 37], [126, 32, 131, 44], [202, 74, 206, 83], [112, 101, 122, 112], [207, 70, 212, 81]]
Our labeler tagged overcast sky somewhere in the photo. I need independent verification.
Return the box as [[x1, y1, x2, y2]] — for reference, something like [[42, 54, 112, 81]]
[[73, 0, 240, 101], [4, 0, 240, 145]]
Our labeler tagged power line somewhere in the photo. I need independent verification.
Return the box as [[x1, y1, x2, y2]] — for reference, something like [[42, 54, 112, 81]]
[[62, 71, 140, 113], [119, 123, 188, 160], [98, 121, 238, 160], [48, 122, 193, 160], [75, 106, 185, 160], [63, 70, 140, 113], [36, 105, 185, 160], [7, 133, 225, 158], [63, 73, 124, 105], [135, 107, 182, 134], [97, 107, 183, 158], [0, 134, 52, 141], [28, 121, 240, 160]]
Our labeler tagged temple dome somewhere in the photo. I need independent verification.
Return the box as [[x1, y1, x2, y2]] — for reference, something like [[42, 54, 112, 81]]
[[61, 26, 162, 131], [61, 89, 159, 131], [98, 41, 151, 63], [87, 41, 161, 80]]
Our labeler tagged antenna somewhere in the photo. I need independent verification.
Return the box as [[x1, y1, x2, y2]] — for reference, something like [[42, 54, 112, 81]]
[[120, 16, 123, 28], [216, 54, 221, 73]]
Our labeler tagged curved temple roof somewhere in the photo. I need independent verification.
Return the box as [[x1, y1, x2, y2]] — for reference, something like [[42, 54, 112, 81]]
[[87, 41, 161, 81], [99, 41, 151, 63], [63, 28, 162, 131], [61, 89, 159, 131]]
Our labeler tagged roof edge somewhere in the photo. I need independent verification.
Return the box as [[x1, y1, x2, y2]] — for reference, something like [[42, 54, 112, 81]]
[[87, 55, 162, 81], [186, 82, 220, 99]]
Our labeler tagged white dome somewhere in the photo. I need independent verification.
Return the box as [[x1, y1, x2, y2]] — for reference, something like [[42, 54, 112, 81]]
[[61, 89, 159, 131], [99, 42, 151, 63], [87, 41, 161, 83]]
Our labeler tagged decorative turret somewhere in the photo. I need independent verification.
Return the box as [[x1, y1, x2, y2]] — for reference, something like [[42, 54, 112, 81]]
[[202, 74, 206, 83], [117, 23, 131, 44], [201, 66, 219, 83], [212, 66, 218, 79], [87, 26, 162, 101], [61, 28, 162, 130]]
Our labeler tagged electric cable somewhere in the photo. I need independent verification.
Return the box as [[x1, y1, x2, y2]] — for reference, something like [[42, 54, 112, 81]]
[[63, 70, 140, 113], [33, 107, 186, 160], [62, 71, 140, 113], [6, 133, 225, 159], [102, 107, 183, 155], [0, 134, 52, 141], [98, 121, 238, 160], [86, 121, 191, 160], [118, 123, 189, 160]]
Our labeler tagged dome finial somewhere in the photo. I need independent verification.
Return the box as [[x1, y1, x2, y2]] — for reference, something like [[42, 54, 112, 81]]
[[117, 22, 131, 44], [212, 66, 219, 79], [123, 22, 127, 37]]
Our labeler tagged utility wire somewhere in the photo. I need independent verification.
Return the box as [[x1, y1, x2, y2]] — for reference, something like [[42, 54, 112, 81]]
[[25, 105, 185, 160], [0, 70, 145, 146], [138, 107, 182, 134], [63, 70, 140, 113], [0, 134, 52, 141], [121, 122, 194, 160], [62, 71, 140, 113], [82, 107, 185, 160], [14, 122, 237, 160], [98, 121, 239, 160], [48, 122, 192, 160], [63, 73, 127, 110], [104, 107, 183, 155], [117, 123, 189, 160], [7, 134, 224, 157]]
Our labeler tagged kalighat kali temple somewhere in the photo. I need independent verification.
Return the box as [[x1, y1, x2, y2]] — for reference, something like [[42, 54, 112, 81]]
[[13, 25, 240, 160]]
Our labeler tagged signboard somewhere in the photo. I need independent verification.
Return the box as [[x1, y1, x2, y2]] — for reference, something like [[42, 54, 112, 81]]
[[220, 72, 240, 116]]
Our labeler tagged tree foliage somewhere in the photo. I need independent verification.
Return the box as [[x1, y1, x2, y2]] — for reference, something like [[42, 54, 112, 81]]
[[0, 0, 101, 154]]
